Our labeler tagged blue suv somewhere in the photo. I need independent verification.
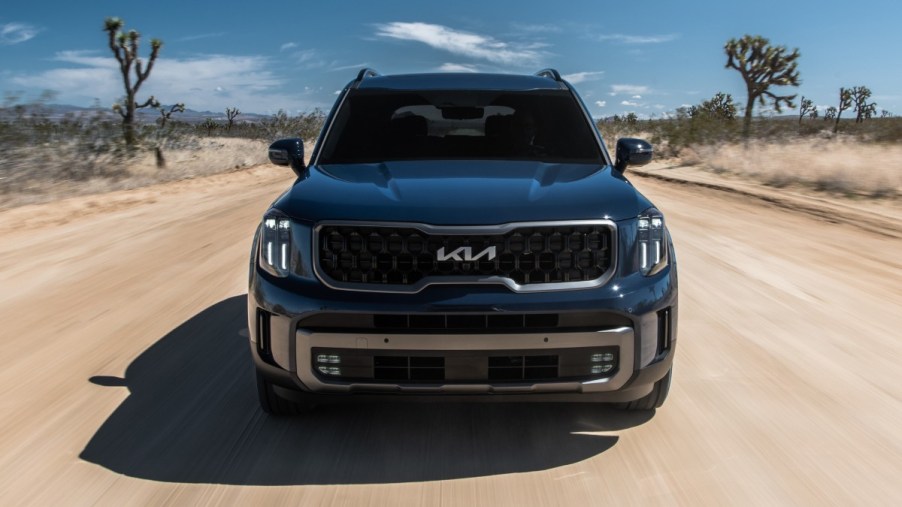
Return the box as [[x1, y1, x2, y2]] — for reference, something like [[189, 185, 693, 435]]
[[250, 69, 677, 414]]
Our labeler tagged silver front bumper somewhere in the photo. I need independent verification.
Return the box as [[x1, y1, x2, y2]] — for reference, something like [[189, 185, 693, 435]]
[[295, 326, 634, 394]]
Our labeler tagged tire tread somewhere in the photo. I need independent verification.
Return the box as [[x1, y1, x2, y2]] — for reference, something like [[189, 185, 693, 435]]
[[620, 368, 672, 411], [256, 372, 309, 416]]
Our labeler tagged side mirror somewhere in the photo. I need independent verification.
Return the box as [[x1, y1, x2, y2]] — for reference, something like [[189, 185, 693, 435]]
[[268, 138, 305, 176], [614, 138, 653, 172]]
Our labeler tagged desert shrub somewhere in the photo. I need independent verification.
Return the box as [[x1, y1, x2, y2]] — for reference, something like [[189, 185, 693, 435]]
[[645, 110, 741, 158], [0, 103, 135, 189], [859, 117, 902, 143], [258, 109, 326, 142], [188, 109, 327, 144]]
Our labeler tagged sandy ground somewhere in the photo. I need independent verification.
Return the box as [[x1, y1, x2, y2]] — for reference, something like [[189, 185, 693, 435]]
[[0, 164, 900, 506]]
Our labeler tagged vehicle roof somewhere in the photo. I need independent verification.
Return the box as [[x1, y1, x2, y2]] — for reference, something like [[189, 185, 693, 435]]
[[354, 72, 568, 91]]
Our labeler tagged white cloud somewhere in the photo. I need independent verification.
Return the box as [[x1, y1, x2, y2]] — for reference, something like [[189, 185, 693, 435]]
[[8, 50, 314, 113], [596, 33, 679, 44], [1, 22, 40, 45], [53, 50, 118, 69], [611, 84, 650, 96], [595, 100, 606, 108], [510, 22, 561, 33], [291, 49, 321, 65], [561, 71, 604, 84], [437, 63, 480, 73], [632, 95, 642, 99], [280, 42, 298, 52], [329, 62, 369, 72], [374, 22, 543, 65], [178, 32, 225, 42], [621, 100, 640, 107]]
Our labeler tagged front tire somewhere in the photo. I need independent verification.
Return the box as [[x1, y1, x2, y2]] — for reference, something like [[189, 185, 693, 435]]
[[256, 372, 314, 416], [619, 367, 672, 410]]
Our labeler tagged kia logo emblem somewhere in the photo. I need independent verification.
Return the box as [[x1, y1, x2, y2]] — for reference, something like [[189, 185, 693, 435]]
[[436, 246, 497, 262]]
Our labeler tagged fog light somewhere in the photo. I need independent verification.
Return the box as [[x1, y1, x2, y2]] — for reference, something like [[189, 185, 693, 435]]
[[317, 366, 341, 376], [316, 354, 341, 364], [589, 349, 616, 376]]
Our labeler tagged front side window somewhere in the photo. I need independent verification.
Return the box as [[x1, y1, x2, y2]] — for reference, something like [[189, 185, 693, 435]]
[[319, 90, 603, 164]]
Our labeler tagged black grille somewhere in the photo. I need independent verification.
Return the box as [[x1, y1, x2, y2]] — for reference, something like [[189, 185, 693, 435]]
[[317, 223, 614, 287], [373, 313, 558, 330], [488, 355, 559, 381], [297, 311, 632, 334], [312, 347, 619, 384]]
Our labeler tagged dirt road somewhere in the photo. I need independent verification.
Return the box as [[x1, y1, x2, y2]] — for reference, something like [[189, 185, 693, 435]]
[[1, 165, 899, 505]]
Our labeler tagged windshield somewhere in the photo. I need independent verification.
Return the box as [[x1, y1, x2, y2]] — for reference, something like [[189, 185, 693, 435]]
[[318, 90, 604, 164]]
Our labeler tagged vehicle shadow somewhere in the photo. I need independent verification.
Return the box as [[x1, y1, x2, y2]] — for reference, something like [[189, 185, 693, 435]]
[[80, 295, 654, 485]]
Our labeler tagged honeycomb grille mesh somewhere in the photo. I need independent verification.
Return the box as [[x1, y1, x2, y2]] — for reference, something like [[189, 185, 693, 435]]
[[317, 223, 613, 287]]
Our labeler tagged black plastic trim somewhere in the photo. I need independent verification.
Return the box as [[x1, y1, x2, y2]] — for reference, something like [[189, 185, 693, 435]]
[[256, 308, 275, 365], [353, 68, 380, 87], [535, 68, 563, 81]]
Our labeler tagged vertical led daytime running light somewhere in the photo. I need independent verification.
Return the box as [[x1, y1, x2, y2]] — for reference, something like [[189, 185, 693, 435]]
[[638, 209, 667, 276], [260, 215, 292, 277]]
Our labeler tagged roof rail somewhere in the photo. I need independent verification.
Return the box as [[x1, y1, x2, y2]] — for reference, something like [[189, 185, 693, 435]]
[[354, 68, 380, 82], [535, 68, 563, 81]]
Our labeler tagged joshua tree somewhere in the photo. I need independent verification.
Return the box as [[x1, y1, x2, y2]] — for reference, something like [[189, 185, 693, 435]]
[[153, 103, 185, 168], [824, 106, 837, 121], [881, 110, 893, 118], [690, 92, 737, 120], [798, 96, 816, 125], [104, 17, 165, 146], [225, 107, 241, 131], [157, 103, 185, 129], [850, 86, 877, 123], [834, 88, 853, 133], [200, 118, 219, 136], [725, 35, 801, 136]]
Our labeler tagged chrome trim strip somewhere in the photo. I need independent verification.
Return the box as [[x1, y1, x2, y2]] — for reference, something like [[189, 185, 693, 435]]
[[316, 219, 617, 236], [312, 219, 618, 294], [295, 327, 634, 394]]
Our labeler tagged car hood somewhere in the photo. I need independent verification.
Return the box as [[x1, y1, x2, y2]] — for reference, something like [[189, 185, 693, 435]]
[[273, 160, 650, 224]]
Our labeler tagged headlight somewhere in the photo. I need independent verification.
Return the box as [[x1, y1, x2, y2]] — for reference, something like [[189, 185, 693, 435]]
[[259, 213, 292, 277], [637, 208, 668, 276]]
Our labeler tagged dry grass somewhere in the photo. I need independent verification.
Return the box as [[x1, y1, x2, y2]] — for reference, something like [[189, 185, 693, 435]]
[[3, 127, 899, 211], [688, 138, 902, 199], [1, 137, 270, 210]]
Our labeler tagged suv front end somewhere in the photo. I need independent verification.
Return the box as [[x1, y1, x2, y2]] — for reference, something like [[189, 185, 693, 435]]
[[249, 69, 677, 414]]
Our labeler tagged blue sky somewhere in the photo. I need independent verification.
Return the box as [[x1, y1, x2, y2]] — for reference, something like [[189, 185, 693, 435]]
[[1, 0, 900, 118]]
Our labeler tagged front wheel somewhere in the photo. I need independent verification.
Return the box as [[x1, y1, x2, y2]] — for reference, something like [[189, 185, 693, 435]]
[[618, 367, 672, 411], [256, 372, 315, 416]]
